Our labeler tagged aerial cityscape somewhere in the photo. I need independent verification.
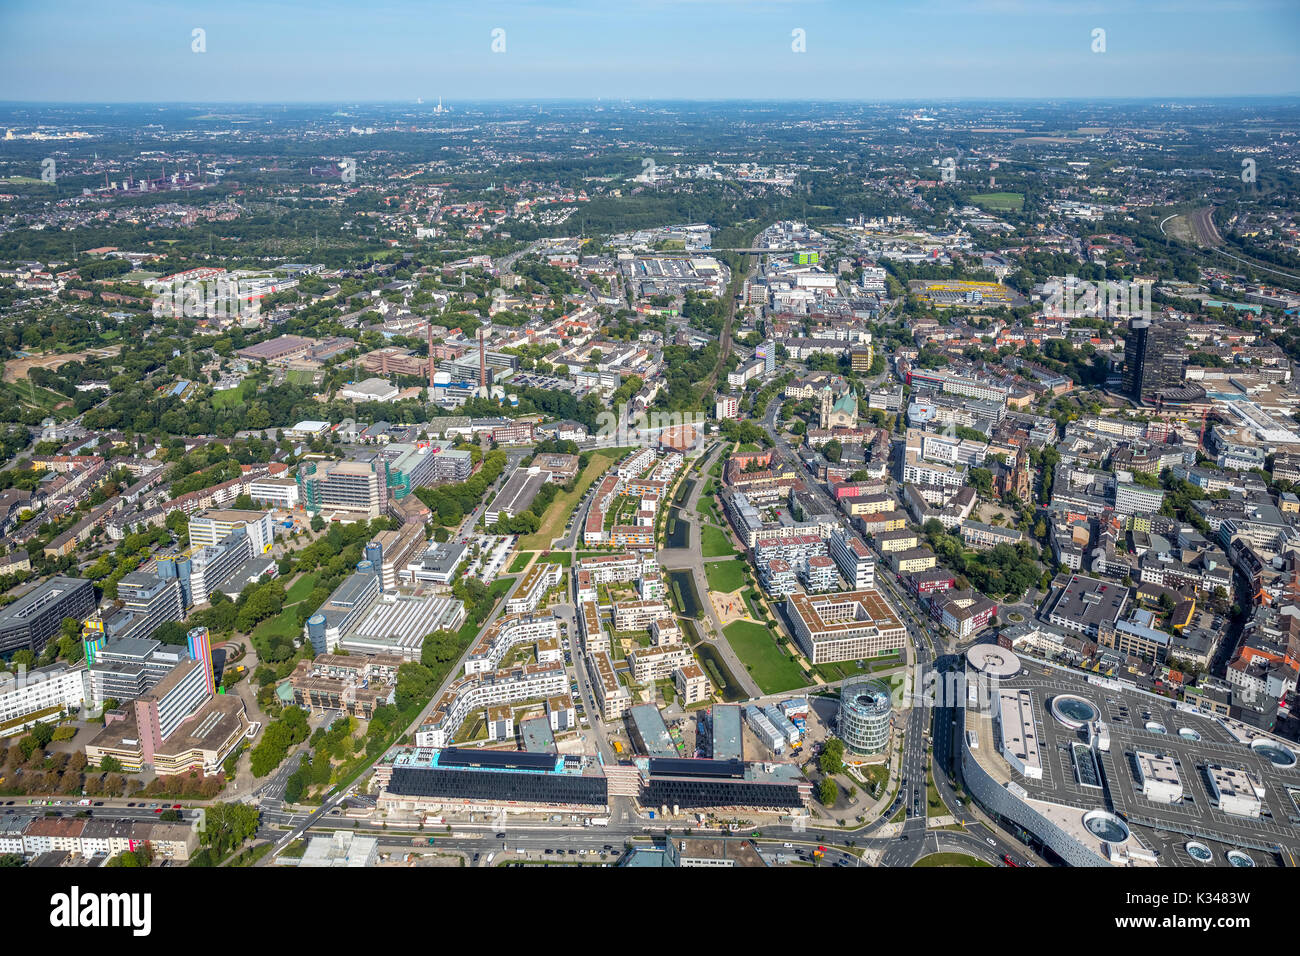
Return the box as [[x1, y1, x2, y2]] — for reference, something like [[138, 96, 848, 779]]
[[0, 0, 1298, 913]]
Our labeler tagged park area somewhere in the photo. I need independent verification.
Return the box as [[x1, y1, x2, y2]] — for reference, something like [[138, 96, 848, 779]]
[[700, 524, 736, 558], [704, 559, 745, 593], [814, 652, 903, 684], [517, 448, 624, 550], [722, 620, 807, 695]]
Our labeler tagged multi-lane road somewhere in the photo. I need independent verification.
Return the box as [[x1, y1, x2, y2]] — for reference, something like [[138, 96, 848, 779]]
[[758, 392, 1037, 866]]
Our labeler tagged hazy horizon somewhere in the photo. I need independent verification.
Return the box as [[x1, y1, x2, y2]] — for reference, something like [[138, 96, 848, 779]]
[[2, 0, 1297, 103]]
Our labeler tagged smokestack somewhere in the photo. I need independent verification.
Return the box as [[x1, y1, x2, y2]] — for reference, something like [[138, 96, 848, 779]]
[[479, 327, 487, 394], [427, 321, 435, 389]]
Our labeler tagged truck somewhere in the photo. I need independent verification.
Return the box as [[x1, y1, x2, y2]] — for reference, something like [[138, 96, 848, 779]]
[[585, 817, 610, 827]]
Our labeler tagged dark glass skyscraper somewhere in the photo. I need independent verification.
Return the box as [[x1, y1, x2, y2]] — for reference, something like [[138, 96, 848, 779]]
[[1123, 318, 1185, 401]]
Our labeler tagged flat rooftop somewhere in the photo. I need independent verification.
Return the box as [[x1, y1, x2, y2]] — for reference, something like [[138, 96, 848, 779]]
[[965, 655, 1297, 865], [996, 689, 1042, 778], [785, 588, 904, 639]]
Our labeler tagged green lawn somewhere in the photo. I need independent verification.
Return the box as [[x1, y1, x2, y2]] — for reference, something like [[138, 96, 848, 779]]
[[862, 763, 890, 794], [284, 573, 318, 605], [966, 191, 1024, 211], [507, 552, 533, 574], [704, 560, 745, 593], [814, 652, 902, 683], [517, 448, 622, 550], [211, 378, 257, 410], [1, 380, 67, 412], [538, 551, 572, 567], [251, 605, 302, 643], [913, 853, 991, 868], [723, 620, 807, 695], [700, 525, 737, 558]]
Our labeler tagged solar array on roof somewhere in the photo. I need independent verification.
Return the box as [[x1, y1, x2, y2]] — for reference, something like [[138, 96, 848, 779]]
[[438, 748, 556, 771], [647, 757, 746, 780]]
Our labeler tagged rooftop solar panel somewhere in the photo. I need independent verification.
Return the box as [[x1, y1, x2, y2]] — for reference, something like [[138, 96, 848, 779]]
[[647, 757, 746, 780], [439, 748, 556, 771]]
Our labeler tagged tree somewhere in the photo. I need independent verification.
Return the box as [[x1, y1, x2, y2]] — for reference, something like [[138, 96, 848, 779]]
[[818, 778, 838, 806], [59, 617, 81, 644], [199, 802, 261, 859], [819, 737, 846, 776], [823, 439, 842, 463], [968, 467, 993, 496]]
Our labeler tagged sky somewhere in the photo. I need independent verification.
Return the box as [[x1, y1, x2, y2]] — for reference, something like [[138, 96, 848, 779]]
[[1, 0, 1297, 103]]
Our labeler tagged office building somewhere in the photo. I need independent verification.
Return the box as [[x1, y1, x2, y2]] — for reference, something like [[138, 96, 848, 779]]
[[112, 572, 184, 643], [0, 577, 95, 657], [299, 830, 380, 868], [378, 748, 610, 813], [838, 677, 892, 754], [84, 636, 190, 706], [0, 663, 89, 736], [829, 528, 876, 589], [296, 458, 389, 520], [635, 757, 811, 812], [1123, 318, 1185, 401], [1047, 574, 1128, 639], [155, 530, 255, 607], [188, 509, 275, 553], [785, 589, 906, 665], [248, 476, 300, 509]]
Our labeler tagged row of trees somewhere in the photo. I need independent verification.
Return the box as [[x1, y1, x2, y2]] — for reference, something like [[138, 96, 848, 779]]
[[416, 449, 508, 526], [249, 706, 311, 778]]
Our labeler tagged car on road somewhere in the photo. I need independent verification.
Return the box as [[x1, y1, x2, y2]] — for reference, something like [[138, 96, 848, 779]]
[[986, 838, 997, 847]]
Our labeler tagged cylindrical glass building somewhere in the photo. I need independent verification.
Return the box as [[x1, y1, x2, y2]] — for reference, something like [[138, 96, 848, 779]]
[[838, 678, 892, 754]]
